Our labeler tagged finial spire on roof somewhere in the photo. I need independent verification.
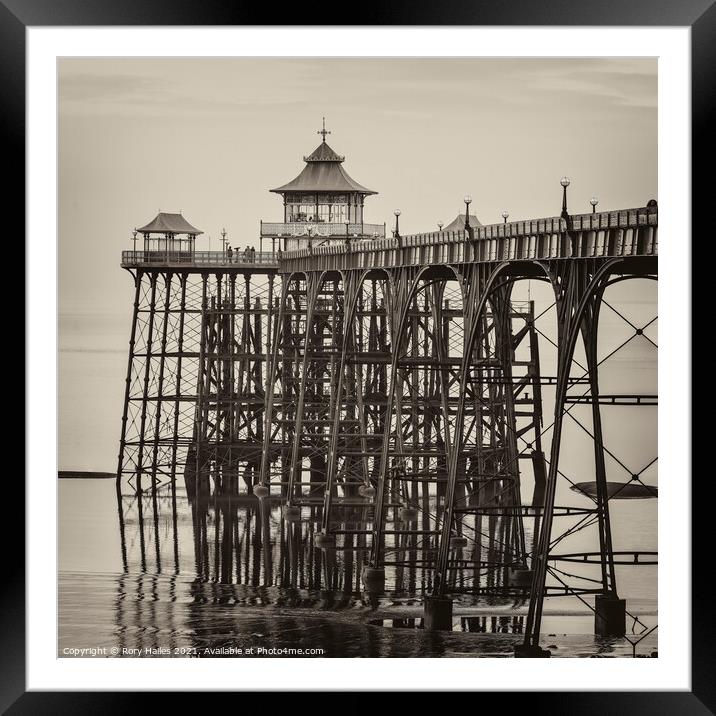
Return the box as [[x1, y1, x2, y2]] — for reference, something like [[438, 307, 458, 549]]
[[317, 117, 330, 143]]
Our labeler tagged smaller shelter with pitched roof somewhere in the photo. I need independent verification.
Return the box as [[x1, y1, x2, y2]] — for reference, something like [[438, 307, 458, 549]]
[[136, 211, 202, 261], [441, 213, 483, 233]]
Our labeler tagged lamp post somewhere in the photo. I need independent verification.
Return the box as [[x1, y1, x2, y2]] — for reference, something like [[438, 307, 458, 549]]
[[463, 195, 474, 240], [221, 227, 227, 256], [463, 195, 472, 228], [393, 209, 401, 239], [501, 210, 509, 225], [590, 196, 599, 214], [560, 177, 574, 256], [560, 177, 570, 220], [132, 229, 137, 260], [437, 221, 444, 232]]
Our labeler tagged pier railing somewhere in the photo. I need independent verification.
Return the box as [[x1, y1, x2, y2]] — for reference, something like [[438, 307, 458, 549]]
[[260, 221, 386, 239], [121, 250, 279, 268], [279, 208, 658, 272], [120, 208, 657, 272]]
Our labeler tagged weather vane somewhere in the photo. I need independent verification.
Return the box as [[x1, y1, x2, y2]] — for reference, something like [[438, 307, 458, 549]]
[[317, 117, 331, 142]]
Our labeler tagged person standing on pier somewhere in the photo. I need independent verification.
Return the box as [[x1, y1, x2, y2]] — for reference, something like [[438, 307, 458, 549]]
[[226, 244, 233, 263], [250, 246, 256, 263]]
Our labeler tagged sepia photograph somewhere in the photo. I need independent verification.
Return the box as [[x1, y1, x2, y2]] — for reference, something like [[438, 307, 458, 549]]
[[57, 55, 659, 661]]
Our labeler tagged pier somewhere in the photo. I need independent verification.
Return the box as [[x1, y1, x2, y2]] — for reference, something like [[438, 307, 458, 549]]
[[116, 129, 657, 657]]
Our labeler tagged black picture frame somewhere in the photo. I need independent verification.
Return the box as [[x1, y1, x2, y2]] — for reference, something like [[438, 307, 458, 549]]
[[10, 1, 705, 711]]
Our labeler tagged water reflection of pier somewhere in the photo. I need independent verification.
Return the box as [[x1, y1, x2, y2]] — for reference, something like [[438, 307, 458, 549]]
[[114, 488, 532, 656], [117, 482, 532, 603], [117, 489, 361, 592]]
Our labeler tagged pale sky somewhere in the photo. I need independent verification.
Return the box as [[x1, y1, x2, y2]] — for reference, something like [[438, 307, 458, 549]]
[[58, 57, 656, 316]]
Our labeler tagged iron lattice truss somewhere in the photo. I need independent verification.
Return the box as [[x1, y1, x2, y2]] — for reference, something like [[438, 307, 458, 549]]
[[116, 211, 658, 652]]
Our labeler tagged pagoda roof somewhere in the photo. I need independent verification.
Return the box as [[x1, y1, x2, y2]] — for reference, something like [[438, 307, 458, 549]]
[[442, 213, 483, 232], [271, 139, 377, 196], [137, 212, 203, 235], [304, 141, 344, 162]]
